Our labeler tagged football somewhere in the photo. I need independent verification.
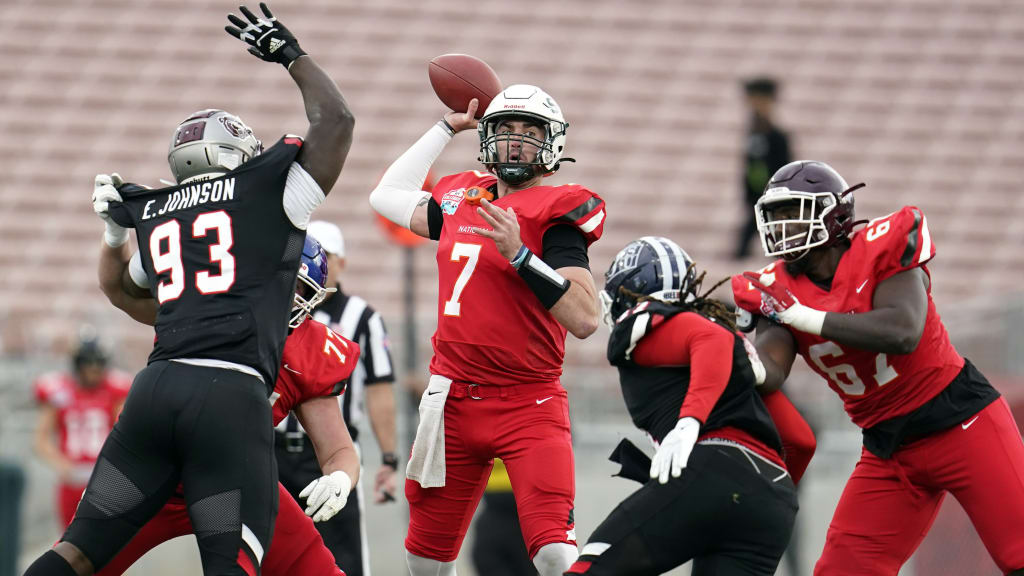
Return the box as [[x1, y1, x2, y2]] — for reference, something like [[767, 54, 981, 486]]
[[428, 54, 502, 119]]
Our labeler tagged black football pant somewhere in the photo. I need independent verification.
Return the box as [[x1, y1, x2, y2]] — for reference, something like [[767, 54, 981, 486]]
[[62, 361, 278, 575], [569, 442, 798, 576], [275, 432, 365, 575]]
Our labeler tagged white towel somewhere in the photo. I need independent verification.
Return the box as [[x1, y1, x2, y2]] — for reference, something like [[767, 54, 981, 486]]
[[406, 374, 452, 488]]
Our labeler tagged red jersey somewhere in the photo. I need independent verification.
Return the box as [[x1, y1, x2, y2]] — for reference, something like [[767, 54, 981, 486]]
[[733, 206, 964, 429], [34, 370, 132, 465], [270, 317, 360, 424], [429, 170, 605, 385]]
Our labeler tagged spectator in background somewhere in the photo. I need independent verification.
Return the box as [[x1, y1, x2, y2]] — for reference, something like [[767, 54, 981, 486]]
[[735, 77, 791, 260], [275, 220, 398, 576], [471, 459, 537, 576], [32, 331, 131, 528]]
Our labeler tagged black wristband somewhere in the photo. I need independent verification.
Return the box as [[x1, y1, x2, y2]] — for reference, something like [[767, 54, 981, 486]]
[[281, 45, 307, 69], [517, 250, 570, 309], [381, 452, 399, 469]]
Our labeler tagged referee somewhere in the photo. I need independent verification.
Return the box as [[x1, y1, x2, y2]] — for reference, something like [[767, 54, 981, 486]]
[[275, 220, 398, 576]]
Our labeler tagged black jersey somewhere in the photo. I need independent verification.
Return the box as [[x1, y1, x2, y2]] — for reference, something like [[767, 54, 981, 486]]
[[608, 301, 782, 453], [108, 137, 306, 390]]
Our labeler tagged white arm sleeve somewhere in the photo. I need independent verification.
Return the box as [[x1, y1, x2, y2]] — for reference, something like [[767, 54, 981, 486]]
[[369, 122, 453, 229], [128, 250, 150, 289], [283, 162, 326, 230]]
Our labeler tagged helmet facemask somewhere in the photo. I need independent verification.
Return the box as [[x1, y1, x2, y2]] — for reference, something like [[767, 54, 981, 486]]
[[289, 236, 336, 329], [755, 187, 856, 262], [290, 264, 333, 328], [480, 114, 563, 185], [477, 85, 570, 186]]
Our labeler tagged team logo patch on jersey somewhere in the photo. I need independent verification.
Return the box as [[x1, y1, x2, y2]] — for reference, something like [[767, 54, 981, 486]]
[[440, 188, 466, 215]]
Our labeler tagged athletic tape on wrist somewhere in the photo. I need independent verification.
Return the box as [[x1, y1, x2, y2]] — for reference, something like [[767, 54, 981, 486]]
[[517, 250, 570, 309]]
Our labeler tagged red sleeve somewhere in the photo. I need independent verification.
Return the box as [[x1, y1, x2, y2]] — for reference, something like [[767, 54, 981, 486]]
[[864, 205, 935, 282], [760, 390, 816, 484], [547, 186, 605, 246], [632, 313, 735, 425]]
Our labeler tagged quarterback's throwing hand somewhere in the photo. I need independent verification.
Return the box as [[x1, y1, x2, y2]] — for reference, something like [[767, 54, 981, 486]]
[[225, 3, 306, 69], [742, 271, 826, 336], [299, 470, 352, 522], [473, 198, 523, 261]]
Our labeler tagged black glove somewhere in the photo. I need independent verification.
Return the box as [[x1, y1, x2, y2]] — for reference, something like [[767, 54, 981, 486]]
[[225, 3, 306, 69]]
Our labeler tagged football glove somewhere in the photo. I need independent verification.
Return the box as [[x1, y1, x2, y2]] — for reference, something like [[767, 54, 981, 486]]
[[742, 271, 827, 336], [299, 470, 352, 522], [93, 173, 128, 247], [225, 3, 306, 69], [650, 417, 700, 484]]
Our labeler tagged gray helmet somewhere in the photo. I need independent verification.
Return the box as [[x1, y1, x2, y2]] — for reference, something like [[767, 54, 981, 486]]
[[168, 109, 262, 184]]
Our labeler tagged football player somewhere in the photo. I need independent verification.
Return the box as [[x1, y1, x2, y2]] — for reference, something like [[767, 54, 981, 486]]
[[95, 236, 360, 576], [733, 161, 1024, 575], [567, 237, 797, 576], [33, 333, 132, 528], [369, 87, 606, 575], [23, 4, 355, 576]]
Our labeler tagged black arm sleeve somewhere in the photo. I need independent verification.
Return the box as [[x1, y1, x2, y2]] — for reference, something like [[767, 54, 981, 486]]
[[542, 225, 590, 270], [427, 198, 444, 241]]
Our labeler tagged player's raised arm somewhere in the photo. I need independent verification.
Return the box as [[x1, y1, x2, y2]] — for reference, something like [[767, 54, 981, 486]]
[[370, 101, 479, 239], [225, 2, 354, 194]]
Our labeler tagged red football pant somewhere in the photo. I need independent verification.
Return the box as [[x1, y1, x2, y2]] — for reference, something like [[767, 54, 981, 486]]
[[815, 398, 1024, 575], [59, 484, 86, 528], [405, 385, 575, 562], [96, 482, 342, 576]]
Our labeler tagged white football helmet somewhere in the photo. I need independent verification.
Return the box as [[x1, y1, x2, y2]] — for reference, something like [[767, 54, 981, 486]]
[[168, 109, 262, 184], [478, 84, 569, 184]]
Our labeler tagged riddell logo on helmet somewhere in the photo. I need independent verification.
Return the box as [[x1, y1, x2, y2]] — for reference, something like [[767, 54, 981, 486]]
[[503, 104, 527, 109]]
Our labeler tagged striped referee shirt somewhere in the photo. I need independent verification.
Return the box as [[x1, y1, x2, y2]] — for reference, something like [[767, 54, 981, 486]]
[[276, 286, 395, 442]]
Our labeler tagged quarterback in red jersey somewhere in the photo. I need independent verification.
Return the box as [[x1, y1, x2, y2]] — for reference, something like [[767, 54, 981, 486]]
[[34, 334, 131, 528], [732, 160, 1024, 575], [370, 85, 605, 576], [93, 235, 362, 576]]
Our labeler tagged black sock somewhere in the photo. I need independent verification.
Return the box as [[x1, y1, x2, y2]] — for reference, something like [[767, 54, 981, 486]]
[[23, 550, 79, 576]]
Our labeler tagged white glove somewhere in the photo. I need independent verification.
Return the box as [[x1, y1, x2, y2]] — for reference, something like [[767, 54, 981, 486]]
[[650, 417, 701, 484], [299, 470, 352, 522], [93, 173, 128, 247]]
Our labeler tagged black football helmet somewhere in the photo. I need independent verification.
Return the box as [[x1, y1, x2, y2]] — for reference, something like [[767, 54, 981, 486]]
[[601, 236, 697, 326], [754, 160, 863, 261]]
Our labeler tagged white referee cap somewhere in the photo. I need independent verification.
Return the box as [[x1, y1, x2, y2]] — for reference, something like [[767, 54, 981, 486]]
[[308, 220, 345, 257]]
